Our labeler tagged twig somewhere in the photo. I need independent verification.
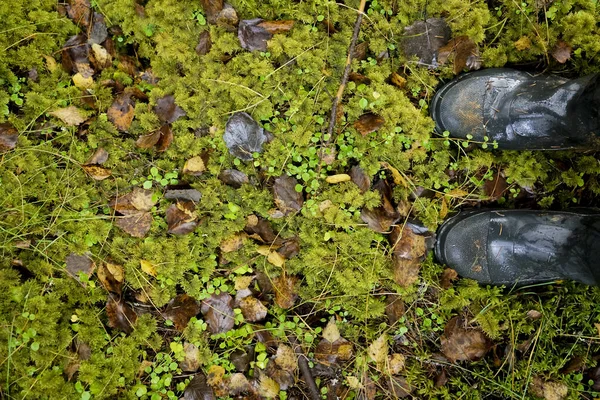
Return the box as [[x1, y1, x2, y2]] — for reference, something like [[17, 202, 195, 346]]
[[288, 335, 320, 400], [326, 0, 368, 143]]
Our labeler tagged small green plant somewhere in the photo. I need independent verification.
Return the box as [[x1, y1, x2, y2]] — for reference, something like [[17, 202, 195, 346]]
[[192, 10, 207, 25], [132, 167, 179, 189]]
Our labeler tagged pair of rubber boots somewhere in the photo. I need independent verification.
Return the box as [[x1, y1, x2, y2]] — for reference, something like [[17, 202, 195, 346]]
[[431, 69, 600, 286]]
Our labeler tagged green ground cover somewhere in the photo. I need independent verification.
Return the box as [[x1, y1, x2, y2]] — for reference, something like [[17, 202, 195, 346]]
[[3, 0, 600, 398]]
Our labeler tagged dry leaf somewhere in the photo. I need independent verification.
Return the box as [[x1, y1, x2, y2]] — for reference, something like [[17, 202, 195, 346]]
[[390, 71, 407, 89], [218, 169, 248, 188], [97, 262, 124, 293], [350, 165, 370, 193], [438, 36, 481, 74], [273, 274, 298, 309], [323, 318, 341, 343], [196, 31, 212, 55], [325, 174, 351, 184], [385, 295, 405, 325], [354, 113, 385, 136], [274, 344, 297, 372], [257, 246, 286, 267], [257, 20, 294, 34], [348, 71, 371, 85], [483, 171, 508, 200], [180, 342, 202, 372], [360, 180, 399, 233], [387, 353, 406, 375], [273, 175, 303, 215], [72, 72, 94, 89], [380, 161, 407, 187], [402, 18, 451, 66], [239, 296, 268, 322], [90, 43, 112, 70], [440, 268, 459, 289], [164, 186, 202, 203], [85, 148, 109, 165], [108, 92, 135, 131], [81, 164, 111, 180], [227, 373, 251, 395], [115, 212, 153, 238], [527, 310, 543, 320], [238, 19, 273, 52], [530, 376, 569, 400], [67, 0, 91, 27], [258, 375, 280, 398], [316, 319, 354, 366], [0, 123, 19, 153], [183, 373, 215, 400], [154, 95, 186, 124], [66, 253, 95, 280], [136, 130, 161, 149], [106, 294, 137, 334], [166, 202, 198, 235], [220, 234, 246, 253], [223, 112, 270, 160], [140, 259, 157, 277], [389, 225, 427, 287], [368, 334, 388, 365], [199, 0, 223, 22], [234, 275, 254, 291], [164, 294, 201, 331], [201, 293, 235, 334], [552, 40, 572, 64], [50, 106, 87, 126], [441, 316, 491, 362], [183, 156, 206, 176]]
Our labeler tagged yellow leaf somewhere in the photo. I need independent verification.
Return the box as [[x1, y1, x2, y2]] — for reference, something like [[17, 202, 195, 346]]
[[440, 197, 449, 219], [140, 259, 157, 277], [81, 164, 111, 180], [380, 161, 407, 187], [73, 72, 94, 89], [367, 333, 388, 365], [257, 246, 285, 267], [182, 156, 206, 176], [446, 188, 469, 198], [50, 106, 87, 126], [325, 174, 351, 184]]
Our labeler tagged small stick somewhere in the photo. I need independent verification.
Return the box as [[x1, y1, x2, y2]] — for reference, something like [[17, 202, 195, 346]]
[[288, 335, 320, 400], [326, 0, 368, 143]]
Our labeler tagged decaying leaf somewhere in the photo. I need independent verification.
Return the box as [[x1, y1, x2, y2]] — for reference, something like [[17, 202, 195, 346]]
[[552, 40, 572, 64], [257, 246, 286, 267], [106, 294, 137, 334], [354, 113, 385, 136], [50, 106, 87, 126], [438, 36, 481, 75], [388, 376, 413, 398], [67, 0, 91, 27], [183, 156, 206, 176], [258, 375, 280, 398], [352, 41, 368, 60], [273, 175, 303, 214], [325, 174, 351, 184], [441, 316, 491, 362], [164, 294, 201, 331], [440, 268, 459, 289], [66, 253, 95, 280], [97, 262, 124, 294], [238, 19, 273, 51], [200, 0, 224, 22], [135, 130, 161, 149], [530, 376, 569, 400], [154, 95, 186, 124], [350, 165, 370, 193], [227, 373, 251, 395], [196, 31, 212, 55], [244, 215, 282, 245], [156, 125, 173, 152], [389, 225, 427, 287], [81, 164, 111, 180], [0, 123, 19, 153], [388, 353, 406, 375], [108, 92, 135, 131], [214, 4, 238, 30], [62, 34, 91, 74], [239, 296, 268, 322], [88, 12, 108, 44], [367, 333, 388, 365], [218, 169, 248, 188], [140, 259, 157, 277], [360, 180, 399, 233], [402, 18, 451, 66], [220, 234, 246, 253], [115, 212, 153, 238], [223, 112, 270, 160], [272, 274, 298, 309], [258, 20, 294, 34], [90, 43, 112, 70], [349, 71, 371, 85], [483, 171, 508, 200], [72, 72, 94, 90], [201, 293, 235, 334], [164, 185, 202, 203], [385, 294, 405, 325], [85, 147, 109, 165], [316, 319, 354, 365], [183, 373, 215, 400], [274, 344, 296, 372], [390, 71, 407, 88], [180, 342, 202, 372], [166, 201, 198, 235]]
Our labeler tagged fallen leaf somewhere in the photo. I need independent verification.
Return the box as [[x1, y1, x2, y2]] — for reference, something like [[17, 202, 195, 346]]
[[164, 294, 201, 331], [230, 349, 251, 372], [514, 36, 532, 51], [156, 124, 174, 152], [89, 12, 108, 44], [81, 164, 111, 180], [348, 71, 371, 85], [183, 373, 215, 400], [140, 259, 157, 277], [388, 353, 406, 375], [201, 293, 235, 334], [90, 43, 112, 70], [234, 275, 254, 291], [258, 375, 280, 398], [552, 40, 572, 64], [61, 34, 91, 74], [135, 130, 161, 149], [360, 180, 399, 233], [218, 169, 248, 188], [164, 185, 202, 203], [66, 253, 95, 280], [223, 112, 270, 160], [257, 246, 286, 267], [316, 320, 354, 366], [67, 0, 91, 27], [244, 216, 282, 245], [438, 36, 481, 74], [273, 275, 298, 309], [266, 360, 295, 390], [0, 123, 19, 152], [183, 156, 206, 176], [50, 106, 87, 126], [206, 365, 227, 397], [350, 165, 370, 193], [180, 342, 202, 372], [441, 316, 491, 362], [85, 148, 109, 165], [115, 212, 153, 238], [199, 0, 224, 22], [380, 161, 407, 187], [273, 175, 303, 214], [257, 20, 294, 34], [239, 296, 268, 322], [389, 225, 427, 287], [402, 18, 451, 66], [530, 376, 569, 400], [154, 95, 186, 124], [106, 294, 137, 334], [196, 31, 212, 55], [390, 71, 407, 88], [277, 237, 300, 259], [354, 113, 385, 136], [97, 262, 124, 293], [527, 310, 543, 320], [325, 174, 351, 184], [367, 334, 388, 365], [352, 41, 368, 60], [385, 294, 405, 325], [107, 92, 135, 131], [440, 268, 459, 289], [214, 4, 238, 30], [323, 318, 341, 343], [483, 171, 508, 200], [227, 373, 251, 395], [72, 72, 94, 89], [166, 202, 198, 235], [238, 19, 273, 51], [388, 376, 413, 398], [220, 234, 246, 253]]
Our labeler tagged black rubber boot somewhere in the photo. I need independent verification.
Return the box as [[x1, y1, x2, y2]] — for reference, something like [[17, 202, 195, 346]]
[[430, 68, 600, 150], [434, 209, 600, 286]]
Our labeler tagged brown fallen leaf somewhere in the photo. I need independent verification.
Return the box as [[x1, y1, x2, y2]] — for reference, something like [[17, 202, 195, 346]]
[[220, 234, 246, 253], [135, 130, 161, 149], [360, 180, 399, 233], [109, 188, 156, 214], [438, 36, 481, 74], [72, 72, 94, 90], [257, 246, 286, 267], [183, 373, 215, 400], [61, 34, 91, 74], [154, 95, 186, 124], [106, 294, 137, 334], [440, 268, 459, 289], [349, 165, 370, 193], [258, 375, 280, 398], [88, 12, 108, 44], [354, 113, 385, 136], [218, 169, 248, 188], [402, 18, 451, 66], [196, 31, 212, 55], [238, 19, 273, 51], [156, 125, 173, 152], [552, 40, 572, 64], [239, 296, 268, 322], [227, 373, 251, 395], [244, 216, 283, 245], [274, 344, 296, 372], [214, 4, 238, 30], [388, 376, 413, 398], [166, 201, 198, 235], [390, 71, 407, 89], [0, 123, 19, 153], [97, 262, 124, 294], [66, 253, 95, 280], [530, 376, 569, 400], [385, 294, 405, 325], [441, 316, 491, 362], [67, 0, 91, 28], [85, 148, 109, 165], [81, 164, 111, 180], [180, 342, 202, 372], [277, 237, 300, 259], [50, 106, 87, 126], [273, 175, 303, 215], [483, 171, 508, 200], [273, 274, 298, 309], [257, 20, 294, 34], [164, 294, 201, 331], [183, 156, 206, 176], [348, 72, 371, 85], [200, 0, 224, 22], [388, 353, 406, 375], [352, 41, 368, 61], [115, 212, 153, 238], [389, 225, 427, 287], [315, 319, 354, 365], [90, 43, 112, 70], [107, 92, 135, 131], [201, 293, 235, 334]]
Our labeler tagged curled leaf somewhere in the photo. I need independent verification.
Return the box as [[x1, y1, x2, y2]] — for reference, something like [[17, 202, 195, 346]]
[[438, 36, 481, 74], [441, 316, 491, 362], [166, 201, 198, 235]]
